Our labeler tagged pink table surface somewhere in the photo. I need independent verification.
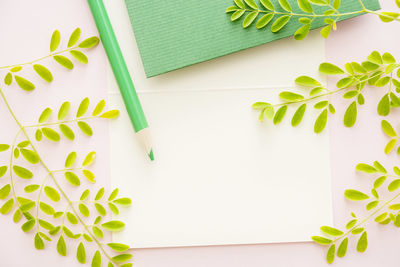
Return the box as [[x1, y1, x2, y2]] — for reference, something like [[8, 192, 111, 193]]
[[1, 0, 400, 266]]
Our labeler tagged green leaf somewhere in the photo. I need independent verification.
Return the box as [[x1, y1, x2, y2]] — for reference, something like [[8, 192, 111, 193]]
[[320, 226, 343, 236], [279, 92, 304, 102], [356, 163, 377, 173], [39, 202, 55, 215], [101, 220, 125, 231], [78, 37, 99, 49], [39, 108, 52, 123], [374, 176, 387, 189], [77, 242, 86, 264], [17, 141, 30, 148], [0, 144, 10, 152], [337, 237, 348, 258], [59, 124, 75, 140], [295, 76, 321, 87], [20, 149, 39, 164], [260, 0, 274, 10], [63, 226, 75, 238], [14, 148, 19, 159], [34, 233, 45, 250], [256, 14, 274, 29], [357, 232, 368, 252], [367, 51, 383, 64], [91, 250, 101, 267], [375, 76, 391, 87], [343, 101, 357, 127], [346, 219, 357, 229], [21, 219, 35, 232], [50, 30, 61, 52], [388, 179, 400, 192], [109, 203, 119, 215], [79, 203, 90, 217], [113, 198, 132, 206], [35, 129, 43, 141], [294, 24, 310, 41], [326, 244, 335, 264], [309, 0, 328, 5], [57, 235, 67, 256], [234, 0, 245, 8], [332, 0, 341, 9], [112, 254, 133, 263], [0, 184, 11, 199], [311, 236, 332, 245], [242, 11, 258, 28], [14, 75, 35, 91], [33, 64, 53, 82], [65, 172, 81, 186], [271, 15, 291, 33], [77, 121, 93, 136], [20, 201, 35, 212], [382, 52, 396, 64], [95, 203, 106, 216], [385, 139, 397, 154], [336, 77, 353, 88], [108, 188, 119, 201], [0, 166, 7, 178], [83, 170, 96, 183], [389, 203, 400, 210], [297, 0, 313, 13], [319, 63, 345, 75], [381, 120, 397, 137], [68, 28, 81, 47], [226, 6, 239, 13], [231, 10, 246, 21], [278, 0, 291, 11], [83, 151, 96, 166], [58, 101, 71, 120], [314, 109, 328, 133], [65, 152, 77, 168], [366, 200, 379, 210], [80, 189, 90, 201], [42, 127, 61, 142], [100, 110, 120, 119], [83, 233, 93, 242], [93, 226, 103, 239], [70, 50, 88, 64], [377, 94, 390, 116], [66, 212, 78, 224], [53, 55, 74, 70], [13, 165, 33, 179], [107, 243, 130, 252], [273, 106, 287, 125], [344, 189, 369, 201], [44, 186, 61, 202], [92, 100, 106, 116], [4, 72, 12, 85], [379, 12, 400, 23], [291, 104, 306, 127], [39, 219, 55, 230], [320, 25, 331, 38], [95, 187, 105, 200]]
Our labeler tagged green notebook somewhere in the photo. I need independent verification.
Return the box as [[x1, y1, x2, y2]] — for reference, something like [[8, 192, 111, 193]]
[[124, 0, 380, 77]]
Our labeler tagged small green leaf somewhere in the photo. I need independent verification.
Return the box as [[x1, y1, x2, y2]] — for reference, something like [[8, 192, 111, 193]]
[[343, 101, 357, 127], [35, 129, 43, 141], [273, 106, 287, 125], [20, 201, 35, 212], [101, 220, 125, 231], [80, 189, 90, 201], [377, 94, 390, 116], [65, 172, 81, 186], [357, 232, 368, 252], [68, 28, 81, 47], [83, 170, 96, 183], [83, 234, 92, 242], [389, 203, 400, 210], [78, 37, 99, 49], [256, 14, 274, 29], [382, 52, 396, 64], [58, 101, 71, 120], [278, 0, 291, 12], [42, 127, 61, 142], [311, 236, 332, 245], [374, 176, 387, 189], [33, 64, 53, 82], [260, 0, 274, 10], [279, 92, 304, 102], [326, 244, 335, 264], [21, 219, 35, 232], [39, 108, 52, 123], [34, 233, 45, 250], [53, 55, 74, 70], [95, 187, 105, 200], [79, 203, 90, 217], [367, 51, 383, 64], [39, 219, 55, 230], [385, 139, 397, 154], [13, 165, 33, 179], [57, 235, 67, 256], [346, 219, 357, 229], [91, 250, 101, 267], [337, 237, 348, 258], [100, 110, 120, 119], [93, 226, 103, 238], [66, 212, 78, 224], [320, 25, 331, 38], [14, 75, 35, 91], [366, 200, 379, 210], [77, 98, 90, 117], [4, 72, 12, 85], [345, 189, 369, 201], [356, 163, 377, 173], [50, 30, 61, 52], [320, 226, 343, 236], [295, 76, 321, 87], [77, 242, 86, 264], [0, 144, 10, 152], [297, 0, 313, 13], [314, 109, 328, 133], [59, 124, 75, 140], [20, 149, 39, 164], [0, 166, 7, 178], [95, 203, 106, 216], [375, 76, 391, 87], [294, 24, 310, 41], [24, 184, 40, 193], [271, 15, 291, 32], [388, 179, 400, 192], [0, 184, 11, 199], [107, 243, 130, 252], [108, 188, 119, 201], [319, 63, 345, 75], [112, 254, 133, 263], [314, 101, 328, 109], [39, 202, 55, 215], [231, 10, 246, 21], [336, 77, 354, 88], [291, 104, 306, 127], [92, 100, 106, 116], [44, 186, 61, 202], [83, 151, 96, 167], [113, 198, 132, 206], [381, 120, 397, 137], [243, 11, 258, 28], [70, 50, 88, 64], [65, 152, 77, 168]]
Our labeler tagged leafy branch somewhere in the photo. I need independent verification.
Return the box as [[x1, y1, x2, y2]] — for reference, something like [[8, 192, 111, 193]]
[[0, 29, 133, 267], [312, 158, 400, 263], [226, 0, 400, 40], [252, 51, 400, 133]]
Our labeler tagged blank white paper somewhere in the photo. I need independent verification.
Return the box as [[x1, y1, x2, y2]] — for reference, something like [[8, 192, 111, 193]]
[[105, 0, 333, 248]]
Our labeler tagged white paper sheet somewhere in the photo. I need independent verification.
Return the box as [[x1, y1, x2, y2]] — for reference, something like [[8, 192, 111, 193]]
[[105, 0, 333, 248]]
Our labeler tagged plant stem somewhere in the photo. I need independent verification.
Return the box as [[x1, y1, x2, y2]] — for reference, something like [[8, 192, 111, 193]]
[[240, 8, 366, 18], [24, 116, 97, 129], [0, 87, 117, 265]]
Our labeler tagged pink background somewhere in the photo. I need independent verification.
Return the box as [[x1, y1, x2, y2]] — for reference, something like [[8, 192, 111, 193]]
[[1, 0, 400, 266]]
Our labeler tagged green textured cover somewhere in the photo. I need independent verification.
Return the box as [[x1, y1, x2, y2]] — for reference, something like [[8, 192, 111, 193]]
[[124, 0, 381, 77]]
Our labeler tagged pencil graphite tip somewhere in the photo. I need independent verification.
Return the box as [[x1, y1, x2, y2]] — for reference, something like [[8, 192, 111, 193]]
[[148, 149, 154, 161]]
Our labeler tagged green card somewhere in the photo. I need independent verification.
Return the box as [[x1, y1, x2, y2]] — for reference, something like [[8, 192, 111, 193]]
[[124, 0, 380, 77]]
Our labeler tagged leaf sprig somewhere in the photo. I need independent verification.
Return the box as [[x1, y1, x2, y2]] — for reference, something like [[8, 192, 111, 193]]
[[312, 158, 400, 263], [253, 51, 400, 133], [0, 28, 99, 91], [0, 29, 133, 267], [226, 0, 400, 40]]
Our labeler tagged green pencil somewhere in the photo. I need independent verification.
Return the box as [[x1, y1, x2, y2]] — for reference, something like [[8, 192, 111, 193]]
[[87, 0, 154, 161]]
